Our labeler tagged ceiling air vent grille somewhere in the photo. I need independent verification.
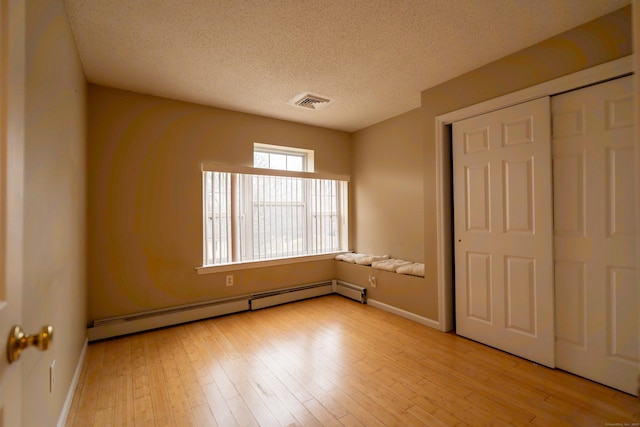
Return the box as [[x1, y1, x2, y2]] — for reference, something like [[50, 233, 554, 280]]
[[289, 93, 332, 110]]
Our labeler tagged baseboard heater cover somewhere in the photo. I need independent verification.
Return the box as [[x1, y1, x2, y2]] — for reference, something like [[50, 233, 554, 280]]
[[250, 281, 333, 310], [87, 295, 250, 341], [88, 280, 367, 341], [335, 280, 366, 303]]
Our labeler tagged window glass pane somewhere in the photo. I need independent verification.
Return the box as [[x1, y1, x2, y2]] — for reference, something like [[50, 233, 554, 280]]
[[254, 145, 308, 172], [287, 155, 303, 172], [269, 153, 287, 171], [254, 151, 269, 168], [204, 172, 213, 264], [206, 171, 232, 264]]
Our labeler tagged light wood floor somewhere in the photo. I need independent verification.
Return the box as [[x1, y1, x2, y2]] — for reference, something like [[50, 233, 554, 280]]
[[66, 295, 639, 426]]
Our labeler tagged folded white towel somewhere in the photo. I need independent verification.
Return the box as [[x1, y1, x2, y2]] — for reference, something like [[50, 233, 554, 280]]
[[396, 263, 425, 277], [372, 258, 412, 272]]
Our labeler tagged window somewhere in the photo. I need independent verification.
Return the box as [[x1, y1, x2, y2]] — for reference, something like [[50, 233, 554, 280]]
[[202, 146, 348, 267], [253, 142, 314, 172]]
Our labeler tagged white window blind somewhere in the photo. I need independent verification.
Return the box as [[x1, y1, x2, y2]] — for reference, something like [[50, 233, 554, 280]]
[[203, 164, 349, 266]]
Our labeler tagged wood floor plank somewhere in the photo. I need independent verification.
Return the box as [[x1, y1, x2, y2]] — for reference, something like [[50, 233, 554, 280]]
[[192, 335, 240, 401], [464, 391, 536, 425], [266, 348, 350, 420], [92, 407, 115, 427], [192, 403, 218, 427], [247, 374, 302, 426], [342, 372, 414, 416], [410, 394, 465, 426], [234, 379, 281, 427], [304, 380, 349, 420], [348, 390, 409, 426], [143, 337, 175, 426], [413, 379, 497, 426], [258, 372, 324, 427], [132, 394, 155, 427], [226, 394, 259, 427], [201, 382, 238, 427], [256, 351, 315, 404], [65, 347, 97, 426], [328, 387, 387, 427], [303, 398, 343, 427], [113, 373, 134, 427], [337, 413, 365, 427], [67, 295, 640, 426], [405, 404, 452, 427], [166, 383, 199, 426]]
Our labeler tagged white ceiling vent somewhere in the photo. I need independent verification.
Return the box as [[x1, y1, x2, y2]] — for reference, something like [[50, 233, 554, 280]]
[[289, 93, 332, 110]]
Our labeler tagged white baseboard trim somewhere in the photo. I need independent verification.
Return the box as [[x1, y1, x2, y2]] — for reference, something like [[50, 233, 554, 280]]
[[57, 338, 88, 427], [367, 299, 440, 330]]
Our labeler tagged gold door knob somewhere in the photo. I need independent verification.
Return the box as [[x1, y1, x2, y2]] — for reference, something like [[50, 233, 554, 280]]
[[7, 325, 53, 363]]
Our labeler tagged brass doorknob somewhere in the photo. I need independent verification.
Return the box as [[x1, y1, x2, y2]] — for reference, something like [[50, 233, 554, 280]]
[[7, 325, 53, 363]]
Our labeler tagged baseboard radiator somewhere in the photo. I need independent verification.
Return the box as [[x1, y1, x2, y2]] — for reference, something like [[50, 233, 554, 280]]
[[335, 280, 366, 303], [87, 295, 250, 341], [250, 281, 334, 310], [87, 280, 367, 341]]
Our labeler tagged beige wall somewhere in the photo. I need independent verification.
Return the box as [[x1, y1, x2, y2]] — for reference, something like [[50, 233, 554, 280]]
[[351, 108, 434, 318], [87, 86, 351, 320], [350, 7, 632, 322], [23, 0, 87, 425], [352, 108, 424, 261]]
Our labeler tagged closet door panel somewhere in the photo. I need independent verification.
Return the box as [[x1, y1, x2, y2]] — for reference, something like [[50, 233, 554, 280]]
[[553, 75, 638, 396], [454, 96, 555, 368]]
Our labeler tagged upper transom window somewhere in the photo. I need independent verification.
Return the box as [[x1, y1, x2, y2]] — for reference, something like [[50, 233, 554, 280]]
[[254, 143, 314, 172]]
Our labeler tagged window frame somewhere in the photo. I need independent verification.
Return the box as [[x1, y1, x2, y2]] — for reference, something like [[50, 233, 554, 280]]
[[197, 162, 349, 275]]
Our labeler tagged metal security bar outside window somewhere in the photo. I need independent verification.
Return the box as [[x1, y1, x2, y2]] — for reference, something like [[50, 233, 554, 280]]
[[203, 163, 349, 266]]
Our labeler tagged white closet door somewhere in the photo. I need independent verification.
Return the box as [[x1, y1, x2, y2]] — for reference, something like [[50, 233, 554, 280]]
[[553, 76, 639, 396], [453, 97, 555, 368]]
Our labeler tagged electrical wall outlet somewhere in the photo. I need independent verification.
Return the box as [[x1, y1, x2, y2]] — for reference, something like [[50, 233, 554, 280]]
[[49, 360, 55, 393], [226, 275, 234, 286], [369, 275, 377, 288]]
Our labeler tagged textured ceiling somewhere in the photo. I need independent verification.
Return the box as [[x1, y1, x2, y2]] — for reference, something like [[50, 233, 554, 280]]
[[64, 0, 630, 132]]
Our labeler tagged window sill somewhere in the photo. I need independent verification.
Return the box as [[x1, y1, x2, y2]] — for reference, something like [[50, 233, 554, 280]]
[[195, 252, 347, 275]]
